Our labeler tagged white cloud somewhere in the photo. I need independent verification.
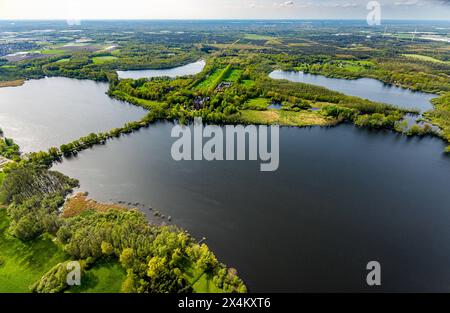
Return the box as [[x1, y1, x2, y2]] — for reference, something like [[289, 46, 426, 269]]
[[394, 0, 420, 5], [273, 1, 295, 8], [341, 2, 358, 8], [282, 1, 295, 6]]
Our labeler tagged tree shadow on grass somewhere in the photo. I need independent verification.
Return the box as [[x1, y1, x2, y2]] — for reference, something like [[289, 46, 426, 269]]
[[69, 271, 99, 293]]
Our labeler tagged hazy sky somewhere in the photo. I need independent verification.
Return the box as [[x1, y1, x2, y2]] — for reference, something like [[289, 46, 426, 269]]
[[0, 0, 449, 20]]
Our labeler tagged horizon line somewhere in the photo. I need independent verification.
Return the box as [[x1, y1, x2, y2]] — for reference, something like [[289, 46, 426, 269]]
[[1, 18, 450, 21]]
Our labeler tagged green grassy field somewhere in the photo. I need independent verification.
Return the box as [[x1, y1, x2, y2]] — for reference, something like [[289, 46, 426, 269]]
[[39, 49, 68, 55], [0, 209, 68, 293], [92, 56, 118, 64], [244, 97, 270, 110], [339, 60, 374, 72], [196, 68, 225, 90], [184, 265, 222, 293], [239, 109, 332, 126], [239, 110, 279, 125], [241, 79, 255, 87], [68, 259, 126, 293], [402, 54, 449, 64], [223, 69, 242, 82], [244, 34, 276, 41], [265, 39, 283, 45], [0, 209, 128, 293]]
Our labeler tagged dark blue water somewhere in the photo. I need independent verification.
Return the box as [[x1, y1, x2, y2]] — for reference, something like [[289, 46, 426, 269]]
[[53, 122, 450, 292]]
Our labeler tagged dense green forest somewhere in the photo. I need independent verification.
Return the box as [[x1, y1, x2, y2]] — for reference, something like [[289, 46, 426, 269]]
[[0, 162, 246, 293]]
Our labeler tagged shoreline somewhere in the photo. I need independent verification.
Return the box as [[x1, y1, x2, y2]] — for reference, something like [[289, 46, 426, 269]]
[[63, 192, 173, 227], [0, 79, 25, 88]]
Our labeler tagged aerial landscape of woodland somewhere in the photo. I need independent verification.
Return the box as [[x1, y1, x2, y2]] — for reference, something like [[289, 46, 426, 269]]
[[0, 0, 450, 301]]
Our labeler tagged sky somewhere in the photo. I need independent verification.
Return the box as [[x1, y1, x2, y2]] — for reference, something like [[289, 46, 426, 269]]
[[0, 0, 449, 20]]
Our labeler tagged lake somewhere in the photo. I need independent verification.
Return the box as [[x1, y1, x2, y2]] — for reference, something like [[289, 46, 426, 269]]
[[3, 71, 450, 292], [0, 77, 147, 152], [53, 122, 450, 292], [269, 70, 436, 112], [117, 60, 206, 79]]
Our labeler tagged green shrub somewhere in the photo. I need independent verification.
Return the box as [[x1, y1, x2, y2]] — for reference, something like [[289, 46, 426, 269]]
[[30, 261, 84, 293], [354, 112, 401, 129], [0, 137, 20, 160], [406, 124, 434, 137], [394, 120, 409, 133], [321, 105, 358, 121]]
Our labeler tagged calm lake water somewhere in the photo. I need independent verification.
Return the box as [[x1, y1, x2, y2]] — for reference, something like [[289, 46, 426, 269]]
[[0, 77, 147, 152], [117, 60, 206, 79], [53, 122, 450, 292], [3, 71, 450, 292], [269, 70, 436, 112]]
